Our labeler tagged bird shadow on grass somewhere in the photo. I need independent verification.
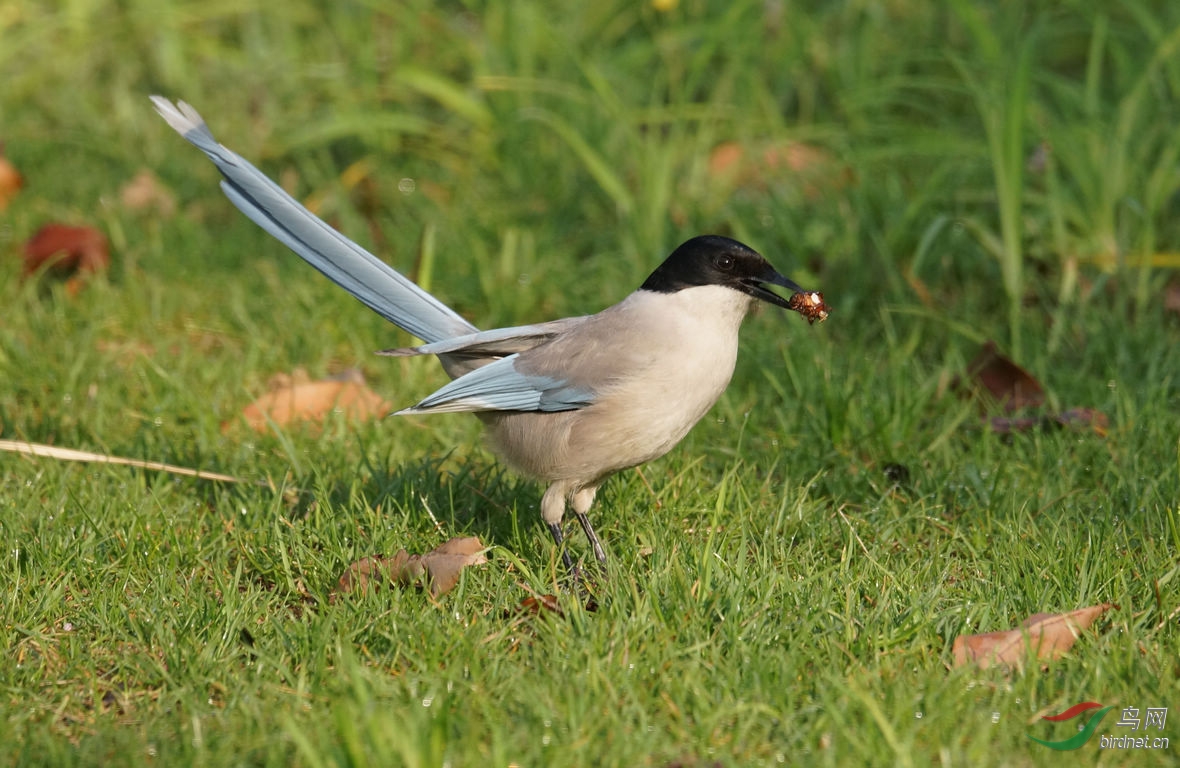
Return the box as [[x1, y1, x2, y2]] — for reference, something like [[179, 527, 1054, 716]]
[[348, 450, 537, 551], [187, 443, 554, 593]]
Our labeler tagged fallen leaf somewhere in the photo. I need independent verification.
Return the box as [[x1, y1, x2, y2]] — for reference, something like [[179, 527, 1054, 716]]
[[707, 142, 745, 178], [989, 407, 1110, 436], [0, 142, 22, 211], [120, 169, 176, 216], [955, 340, 1044, 411], [1165, 281, 1180, 318], [335, 537, 487, 597], [22, 223, 110, 282], [951, 603, 1117, 670], [266, 366, 314, 391], [707, 140, 852, 197], [1060, 409, 1104, 432], [950, 342, 1110, 436], [237, 369, 392, 432], [513, 594, 564, 618]]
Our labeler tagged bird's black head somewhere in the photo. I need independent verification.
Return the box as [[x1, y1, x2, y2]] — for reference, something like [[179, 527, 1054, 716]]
[[640, 235, 804, 309]]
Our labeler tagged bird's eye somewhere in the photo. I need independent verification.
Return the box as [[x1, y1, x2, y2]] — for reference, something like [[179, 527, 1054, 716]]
[[714, 254, 735, 271]]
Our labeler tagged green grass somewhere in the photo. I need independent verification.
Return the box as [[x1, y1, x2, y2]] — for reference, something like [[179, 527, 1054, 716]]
[[3, 0, 1180, 765]]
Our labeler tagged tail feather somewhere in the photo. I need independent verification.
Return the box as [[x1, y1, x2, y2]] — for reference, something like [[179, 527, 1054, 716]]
[[150, 96, 478, 344]]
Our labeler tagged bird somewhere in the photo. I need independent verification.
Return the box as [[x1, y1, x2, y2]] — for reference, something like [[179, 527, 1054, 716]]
[[151, 96, 829, 573]]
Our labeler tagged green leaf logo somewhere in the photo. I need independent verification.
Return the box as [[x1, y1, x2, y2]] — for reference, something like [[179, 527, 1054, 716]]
[[1028, 703, 1115, 751]]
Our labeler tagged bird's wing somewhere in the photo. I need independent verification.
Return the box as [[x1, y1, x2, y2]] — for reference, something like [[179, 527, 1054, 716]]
[[151, 97, 477, 345], [395, 353, 595, 415], [379, 317, 586, 359]]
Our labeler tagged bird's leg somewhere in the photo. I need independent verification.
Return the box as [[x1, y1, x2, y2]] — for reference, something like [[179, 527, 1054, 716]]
[[542, 483, 585, 584], [573, 511, 607, 565], [570, 487, 607, 566], [547, 521, 578, 575]]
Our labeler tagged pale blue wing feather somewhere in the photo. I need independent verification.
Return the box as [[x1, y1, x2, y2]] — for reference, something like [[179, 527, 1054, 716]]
[[395, 354, 595, 415], [379, 317, 585, 358]]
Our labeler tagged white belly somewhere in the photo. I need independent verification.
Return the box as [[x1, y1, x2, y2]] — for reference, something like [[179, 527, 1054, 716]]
[[484, 285, 753, 484]]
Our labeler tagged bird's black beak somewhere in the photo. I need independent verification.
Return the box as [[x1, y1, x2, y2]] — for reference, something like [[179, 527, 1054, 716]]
[[738, 265, 807, 310]]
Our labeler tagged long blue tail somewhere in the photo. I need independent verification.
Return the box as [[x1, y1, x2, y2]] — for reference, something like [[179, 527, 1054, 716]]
[[151, 97, 478, 345]]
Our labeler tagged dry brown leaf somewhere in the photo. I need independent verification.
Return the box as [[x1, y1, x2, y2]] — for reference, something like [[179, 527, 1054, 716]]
[[707, 142, 746, 178], [266, 366, 315, 391], [512, 594, 565, 618], [0, 144, 22, 211], [951, 603, 1117, 670], [989, 407, 1110, 436], [955, 340, 1045, 411], [951, 342, 1109, 436], [22, 224, 110, 285], [1165, 281, 1180, 318], [237, 370, 392, 432], [707, 140, 852, 197], [336, 537, 486, 597], [120, 169, 176, 216]]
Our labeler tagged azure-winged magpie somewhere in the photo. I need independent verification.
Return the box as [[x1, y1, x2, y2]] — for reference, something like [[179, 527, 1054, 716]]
[[152, 97, 828, 571]]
